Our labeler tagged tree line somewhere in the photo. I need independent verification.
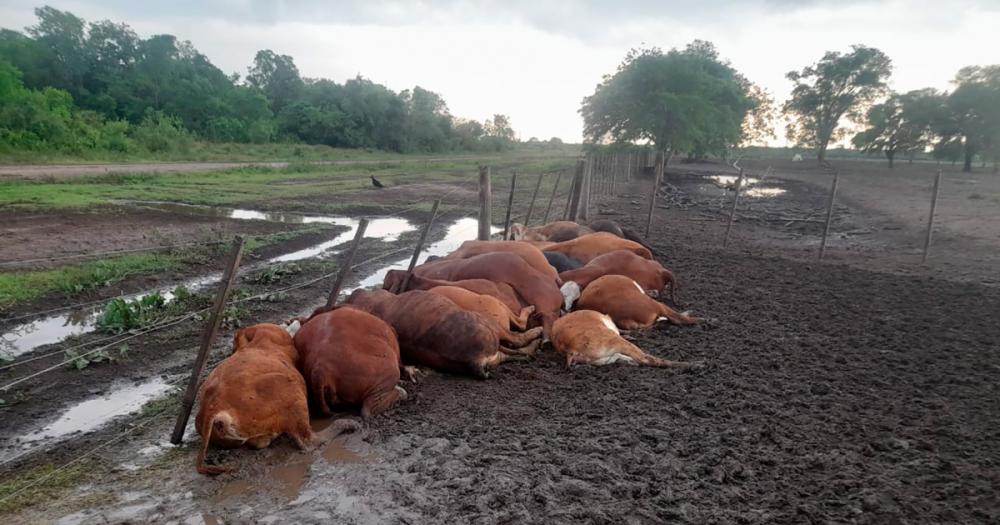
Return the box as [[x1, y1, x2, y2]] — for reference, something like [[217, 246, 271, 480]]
[[582, 42, 999, 172], [0, 6, 517, 157]]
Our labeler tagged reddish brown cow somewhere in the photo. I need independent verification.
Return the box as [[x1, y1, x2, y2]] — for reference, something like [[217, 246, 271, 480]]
[[428, 286, 535, 331], [382, 270, 524, 312], [195, 324, 355, 475], [552, 310, 694, 369], [444, 240, 560, 283], [345, 289, 539, 378], [294, 308, 405, 420], [558, 250, 678, 306], [511, 221, 592, 242], [543, 232, 653, 264], [576, 275, 701, 329], [412, 252, 564, 336]]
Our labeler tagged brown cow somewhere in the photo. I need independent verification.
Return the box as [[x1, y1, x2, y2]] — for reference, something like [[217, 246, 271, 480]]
[[295, 308, 406, 420], [382, 270, 524, 312], [552, 310, 694, 369], [576, 275, 701, 329], [411, 252, 564, 336], [345, 289, 539, 378], [428, 285, 537, 336], [559, 250, 678, 307], [543, 232, 653, 264], [444, 240, 560, 283], [511, 221, 592, 242], [195, 324, 356, 475]]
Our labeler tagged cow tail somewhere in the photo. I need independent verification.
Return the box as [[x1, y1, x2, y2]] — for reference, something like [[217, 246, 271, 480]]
[[196, 414, 228, 476]]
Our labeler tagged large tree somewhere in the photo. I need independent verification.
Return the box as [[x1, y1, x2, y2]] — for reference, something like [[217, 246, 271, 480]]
[[784, 45, 892, 165], [580, 41, 761, 158], [938, 65, 1000, 172], [852, 89, 944, 167]]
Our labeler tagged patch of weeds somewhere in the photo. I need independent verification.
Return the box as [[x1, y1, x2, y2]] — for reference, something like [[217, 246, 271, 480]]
[[95, 293, 167, 333], [0, 460, 98, 513], [249, 262, 301, 284], [63, 343, 129, 370], [138, 386, 181, 418]]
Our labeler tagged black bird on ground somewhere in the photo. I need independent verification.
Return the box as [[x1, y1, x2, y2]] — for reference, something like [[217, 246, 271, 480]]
[[371, 175, 385, 188]]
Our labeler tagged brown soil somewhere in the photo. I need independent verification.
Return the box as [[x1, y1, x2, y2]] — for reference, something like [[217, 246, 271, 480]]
[[3, 161, 999, 524]]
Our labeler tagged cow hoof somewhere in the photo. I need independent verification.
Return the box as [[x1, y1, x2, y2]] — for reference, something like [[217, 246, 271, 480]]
[[402, 366, 421, 383], [395, 385, 409, 401]]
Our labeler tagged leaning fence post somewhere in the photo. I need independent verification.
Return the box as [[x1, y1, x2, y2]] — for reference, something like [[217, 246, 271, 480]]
[[501, 171, 518, 240], [921, 170, 943, 263], [170, 236, 245, 445], [580, 157, 592, 222], [568, 159, 585, 221], [524, 173, 544, 226], [326, 218, 369, 307], [542, 169, 564, 224], [818, 170, 840, 260], [645, 151, 665, 238], [402, 200, 440, 290], [478, 166, 492, 240], [723, 168, 745, 248]]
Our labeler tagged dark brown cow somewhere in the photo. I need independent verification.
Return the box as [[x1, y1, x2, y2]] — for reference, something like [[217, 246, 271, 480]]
[[558, 250, 678, 307], [444, 240, 560, 283], [295, 308, 405, 420], [382, 270, 524, 312], [543, 232, 653, 264], [345, 289, 539, 378], [412, 252, 564, 336]]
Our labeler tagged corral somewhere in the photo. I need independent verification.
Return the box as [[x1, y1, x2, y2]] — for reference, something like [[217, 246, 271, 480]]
[[1, 156, 998, 523]]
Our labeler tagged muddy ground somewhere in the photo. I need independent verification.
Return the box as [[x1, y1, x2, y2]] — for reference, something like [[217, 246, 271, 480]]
[[3, 160, 999, 523]]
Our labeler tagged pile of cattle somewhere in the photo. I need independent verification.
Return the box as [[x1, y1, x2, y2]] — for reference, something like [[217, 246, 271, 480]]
[[194, 219, 703, 474]]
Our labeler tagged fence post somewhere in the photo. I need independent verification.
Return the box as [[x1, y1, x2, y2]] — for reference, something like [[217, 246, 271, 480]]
[[326, 218, 369, 307], [524, 173, 544, 226], [818, 170, 840, 260], [580, 156, 592, 222], [568, 159, 584, 221], [645, 151, 665, 238], [611, 153, 618, 195], [478, 166, 492, 240], [402, 200, 440, 290], [501, 171, 518, 240], [542, 169, 563, 224], [723, 168, 745, 248], [922, 170, 943, 263], [170, 236, 245, 445]]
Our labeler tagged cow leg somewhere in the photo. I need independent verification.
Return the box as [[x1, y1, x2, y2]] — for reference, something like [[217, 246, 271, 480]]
[[312, 418, 363, 448], [481, 350, 528, 374], [499, 338, 541, 357], [509, 305, 535, 331], [499, 326, 543, 348], [615, 341, 691, 369], [361, 387, 405, 420], [401, 365, 422, 383], [656, 303, 703, 326]]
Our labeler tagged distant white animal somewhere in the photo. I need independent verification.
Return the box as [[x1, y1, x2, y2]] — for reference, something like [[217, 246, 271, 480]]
[[792, 153, 803, 162]]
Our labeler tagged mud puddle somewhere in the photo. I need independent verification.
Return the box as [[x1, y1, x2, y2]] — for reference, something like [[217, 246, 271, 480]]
[[0, 377, 175, 464], [1, 207, 416, 359], [706, 174, 787, 198]]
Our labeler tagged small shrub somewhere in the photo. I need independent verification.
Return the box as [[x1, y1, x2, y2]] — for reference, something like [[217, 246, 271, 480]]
[[96, 293, 167, 333]]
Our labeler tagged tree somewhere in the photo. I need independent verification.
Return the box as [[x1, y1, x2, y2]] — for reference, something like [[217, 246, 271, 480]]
[[783, 45, 892, 165], [580, 41, 760, 158], [485, 114, 515, 141], [939, 65, 1000, 172], [852, 89, 944, 167], [247, 50, 303, 114]]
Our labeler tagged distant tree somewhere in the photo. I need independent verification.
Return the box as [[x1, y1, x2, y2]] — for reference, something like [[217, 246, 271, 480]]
[[580, 41, 761, 158], [402, 85, 452, 152], [485, 114, 515, 141], [784, 45, 892, 165], [247, 50, 304, 114], [938, 65, 1000, 172], [548, 136, 563, 145], [852, 89, 944, 167]]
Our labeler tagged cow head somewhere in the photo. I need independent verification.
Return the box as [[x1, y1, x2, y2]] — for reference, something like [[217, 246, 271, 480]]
[[233, 323, 298, 364], [382, 270, 410, 294]]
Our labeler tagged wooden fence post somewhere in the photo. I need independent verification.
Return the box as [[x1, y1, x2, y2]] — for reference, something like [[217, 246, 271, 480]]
[[501, 171, 518, 240], [645, 151, 665, 238], [542, 169, 563, 224], [326, 218, 369, 307], [478, 166, 492, 240], [580, 156, 592, 222], [567, 159, 585, 221], [922, 170, 943, 263], [402, 200, 440, 290], [818, 170, 840, 260], [524, 173, 544, 226], [611, 153, 618, 195], [723, 168, 745, 248], [170, 236, 245, 445]]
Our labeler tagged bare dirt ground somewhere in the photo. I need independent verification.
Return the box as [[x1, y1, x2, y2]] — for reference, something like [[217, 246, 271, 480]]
[[3, 160, 999, 524]]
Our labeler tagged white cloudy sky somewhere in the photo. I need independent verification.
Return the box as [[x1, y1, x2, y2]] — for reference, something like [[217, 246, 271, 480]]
[[2, 1, 998, 144]]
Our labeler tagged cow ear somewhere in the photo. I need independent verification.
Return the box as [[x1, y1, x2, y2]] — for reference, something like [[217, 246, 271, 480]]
[[232, 328, 250, 352]]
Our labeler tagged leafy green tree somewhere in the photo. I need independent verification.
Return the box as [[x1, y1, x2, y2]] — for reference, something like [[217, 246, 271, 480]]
[[852, 89, 944, 167], [784, 45, 892, 165], [939, 65, 1000, 172], [247, 50, 304, 114], [580, 41, 760, 158]]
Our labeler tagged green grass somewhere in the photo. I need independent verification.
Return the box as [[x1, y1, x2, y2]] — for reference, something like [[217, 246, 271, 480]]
[[0, 254, 178, 311], [0, 460, 97, 514]]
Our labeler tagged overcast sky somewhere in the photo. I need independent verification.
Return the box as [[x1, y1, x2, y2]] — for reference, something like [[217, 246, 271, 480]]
[[2, 1, 998, 144]]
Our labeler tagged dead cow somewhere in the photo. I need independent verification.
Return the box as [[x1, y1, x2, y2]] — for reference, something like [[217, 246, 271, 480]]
[[559, 250, 678, 306], [382, 270, 524, 313], [575, 275, 701, 329], [428, 286, 541, 347], [346, 289, 539, 378], [511, 221, 593, 242], [295, 307, 406, 420], [444, 240, 560, 283], [552, 310, 694, 369], [195, 324, 355, 475], [543, 232, 652, 264]]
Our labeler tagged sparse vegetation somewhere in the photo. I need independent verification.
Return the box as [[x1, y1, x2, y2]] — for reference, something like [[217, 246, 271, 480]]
[[95, 293, 167, 333], [0, 460, 98, 513]]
